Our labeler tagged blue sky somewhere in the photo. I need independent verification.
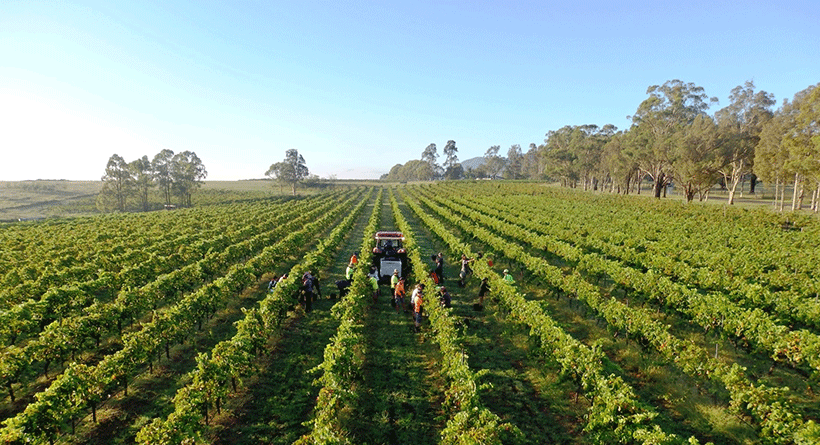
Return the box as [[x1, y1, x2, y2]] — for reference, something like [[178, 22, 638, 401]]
[[1, 0, 818, 180]]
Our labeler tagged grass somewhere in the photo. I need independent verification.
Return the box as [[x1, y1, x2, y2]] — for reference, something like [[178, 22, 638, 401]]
[[344, 196, 446, 444], [0, 180, 101, 221], [0, 179, 355, 221]]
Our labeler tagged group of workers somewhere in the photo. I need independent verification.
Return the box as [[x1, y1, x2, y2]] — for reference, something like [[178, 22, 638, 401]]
[[292, 250, 517, 331]]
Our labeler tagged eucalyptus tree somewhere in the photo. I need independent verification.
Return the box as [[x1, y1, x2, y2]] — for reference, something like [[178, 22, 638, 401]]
[[442, 140, 462, 179], [484, 145, 506, 179], [629, 80, 718, 198], [504, 144, 524, 179], [444, 163, 464, 180], [383, 164, 404, 182], [601, 132, 639, 194], [542, 127, 577, 186], [99, 154, 134, 212], [755, 107, 795, 210], [754, 85, 819, 211], [170, 151, 208, 206], [577, 124, 616, 190], [521, 143, 543, 179], [129, 155, 154, 211], [786, 83, 820, 211], [152, 149, 175, 206], [421, 143, 442, 178], [715, 81, 776, 204], [442, 140, 458, 169], [408, 159, 437, 181], [266, 149, 309, 195], [673, 114, 722, 202], [543, 125, 612, 188]]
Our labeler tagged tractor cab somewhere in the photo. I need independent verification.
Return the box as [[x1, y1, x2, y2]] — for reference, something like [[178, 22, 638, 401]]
[[372, 231, 407, 283]]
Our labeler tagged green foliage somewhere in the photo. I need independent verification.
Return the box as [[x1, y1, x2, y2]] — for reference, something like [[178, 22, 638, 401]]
[[295, 188, 381, 444], [2, 182, 818, 444], [409, 182, 819, 444], [0, 190, 361, 443], [98, 149, 207, 212], [266, 149, 310, 195]]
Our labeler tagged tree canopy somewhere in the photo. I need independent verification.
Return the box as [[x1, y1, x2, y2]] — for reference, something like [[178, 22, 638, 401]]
[[378, 80, 820, 212], [97, 150, 207, 212], [266, 149, 309, 195]]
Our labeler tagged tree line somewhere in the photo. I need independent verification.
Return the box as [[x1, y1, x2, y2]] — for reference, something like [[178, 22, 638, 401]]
[[97, 150, 207, 212], [382, 79, 820, 212]]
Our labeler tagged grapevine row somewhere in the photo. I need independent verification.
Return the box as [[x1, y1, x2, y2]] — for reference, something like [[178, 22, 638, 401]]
[[444, 184, 820, 335], [0, 200, 289, 307], [422, 187, 820, 374], [0, 193, 359, 445], [0, 193, 341, 348], [441, 182, 820, 304], [391, 188, 520, 444], [135, 188, 373, 444], [0, 191, 351, 407], [409, 186, 817, 444], [401, 188, 684, 445], [294, 187, 383, 444]]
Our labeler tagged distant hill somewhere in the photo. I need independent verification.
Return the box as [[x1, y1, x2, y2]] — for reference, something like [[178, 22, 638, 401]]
[[459, 156, 486, 171], [459, 156, 507, 174]]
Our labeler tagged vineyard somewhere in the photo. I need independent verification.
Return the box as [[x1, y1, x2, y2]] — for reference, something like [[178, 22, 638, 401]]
[[0, 182, 819, 445]]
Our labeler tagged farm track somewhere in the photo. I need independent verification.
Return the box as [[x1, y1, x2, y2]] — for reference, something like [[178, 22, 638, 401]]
[[346, 191, 444, 444]]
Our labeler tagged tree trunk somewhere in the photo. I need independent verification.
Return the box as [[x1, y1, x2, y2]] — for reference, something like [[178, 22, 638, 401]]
[[684, 182, 696, 202], [798, 182, 805, 209], [814, 182, 820, 213], [726, 159, 744, 205], [792, 173, 802, 211], [749, 174, 758, 194], [653, 172, 664, 198]]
